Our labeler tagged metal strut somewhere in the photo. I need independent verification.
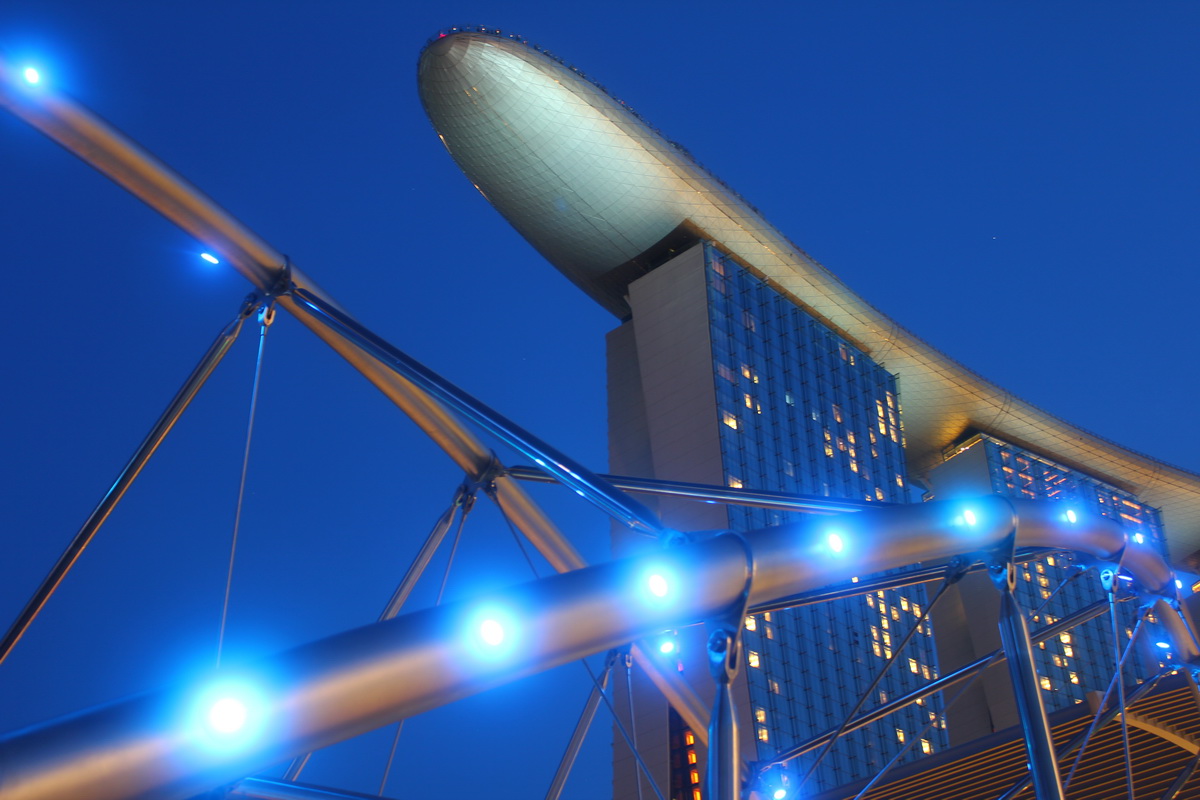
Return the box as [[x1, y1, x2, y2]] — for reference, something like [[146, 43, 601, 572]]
[[989, 540, 1066, 800], [705, 534, 755, 800], [0, 294, 262, 668]]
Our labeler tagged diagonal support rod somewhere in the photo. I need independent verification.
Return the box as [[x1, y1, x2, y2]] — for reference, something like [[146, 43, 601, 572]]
[[0, 295, 261, 668]]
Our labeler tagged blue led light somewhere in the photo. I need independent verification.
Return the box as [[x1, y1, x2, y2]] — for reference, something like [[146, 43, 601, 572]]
[[200, 252, 220, 264], [22, 67, 40, 85], [659, 639, 676, 655], [1065, 509, 1077, 524], [1133, 533, 1145, 545], [826, 532, 845, 554], [962, 509, 977, 526], [773, 790, 788, 800], [207, 697, 248, 733], [648, 573, 669, 598], [189, 678, 268, 753], [479, 618, 505, 646]]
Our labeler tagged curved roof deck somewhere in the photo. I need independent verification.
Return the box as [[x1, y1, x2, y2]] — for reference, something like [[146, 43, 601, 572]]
[[417, 28, 1200, 562]]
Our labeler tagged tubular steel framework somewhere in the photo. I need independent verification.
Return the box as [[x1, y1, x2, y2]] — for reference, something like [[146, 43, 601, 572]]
[[2, 54, 1200, 800]]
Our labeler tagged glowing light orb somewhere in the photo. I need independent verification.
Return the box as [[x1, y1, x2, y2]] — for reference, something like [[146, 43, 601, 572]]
[[1066, 509, 1077, 524], [479, 619, 505, 646], [648, 573, 669, 598], [827, 532, 845, 553], [207, 697, 248, 734], [659, 639, 676, 655], [1176, 579, 1184, 590], [200, 252, 220, 264], [1133, 533, 1145, 544], [963, 509, 977, 526], [22, 67, 39, 84], [774, 790, 788, 800], [1156, 641, 1171, 649]]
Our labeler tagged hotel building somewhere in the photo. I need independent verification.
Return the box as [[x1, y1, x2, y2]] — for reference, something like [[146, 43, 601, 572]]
[[417, 27, 1200, 798]]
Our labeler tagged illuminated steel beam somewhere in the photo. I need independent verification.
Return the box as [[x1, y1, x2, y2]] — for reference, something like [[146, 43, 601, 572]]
[[0, 59, 707, 733], [0, 499, 1193, 800], [505, 465, 883, 514]]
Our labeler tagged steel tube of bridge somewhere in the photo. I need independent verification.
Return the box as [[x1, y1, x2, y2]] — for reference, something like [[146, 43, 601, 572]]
[[995, 575, 1066, 800], [1, 499, 1191, 800], [0, 63, 711, 732], [0, 300, 256, 667]]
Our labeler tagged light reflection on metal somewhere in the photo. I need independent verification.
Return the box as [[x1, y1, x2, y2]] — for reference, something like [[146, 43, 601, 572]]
[[289, 286, 664, 536], [0, 500, 1193, 800], [504, 465, 884, 514]]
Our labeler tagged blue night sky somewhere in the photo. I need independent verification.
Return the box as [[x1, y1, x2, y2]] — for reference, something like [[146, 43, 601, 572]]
[[0, 2, 1197, 799]]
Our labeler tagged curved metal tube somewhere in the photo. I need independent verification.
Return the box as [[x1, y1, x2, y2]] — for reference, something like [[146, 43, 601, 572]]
[[0, 498, 1193, 800]]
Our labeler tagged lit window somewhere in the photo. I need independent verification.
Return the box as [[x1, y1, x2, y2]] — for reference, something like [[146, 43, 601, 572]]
[[744, 393, 754, 409], [895, 474, 904, 487], [757, 727, 769, 742], [866, 595, 875, 608], [687, 750, 697, 764], [769, 680, 780, 694], [748, 651, 761, 668], [891, 607, 900, 621], [694, 790, 702, 800], [872, 642, 882, 657], [745, 616, 757, 631], [912, 603, 921, 616], [1060, 633, 1072, 644], [908, 658, 919, 674], [691, 769, 701, 784], [765, 625, 774, 640], [755, 708, 766, 723], [785, 391, 795, 406], [718, 363, 735, 382], [722, 411, 739, 430], [1036, 563, 1045, 574], [879, 690, 888, 703], [882, 632, 891, 647], [1069, 672, 1079, 684], [685, 731, 695, 746], [876, 487, 885, 501], [1052, 655, 1063, 667], [896, 728, 906, 743], [763, 613, 771, 621], [1062, 645, 1073, 658], [881, 617, 889, 630], [900, 598, 909, 611], [1040, 677, 1052, 691], [921, 739, 933, 754], [922, 664, 931, 680], [832, 404, 843, 423]]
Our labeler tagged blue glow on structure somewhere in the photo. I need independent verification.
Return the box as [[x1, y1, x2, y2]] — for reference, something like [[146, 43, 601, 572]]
[[1066, 509, 1077, 524], [189, 678, 268, 754], [200, 252, 220, 264], [962, 509, 977, 526], [465, 605, 519, 661], [22, 67, 40, 85], [826, 531, 845, 554], [648, 573, 669, 597]]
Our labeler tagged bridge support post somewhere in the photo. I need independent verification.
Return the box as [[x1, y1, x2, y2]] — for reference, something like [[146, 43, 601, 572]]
[[991, 554, 1066, 800]]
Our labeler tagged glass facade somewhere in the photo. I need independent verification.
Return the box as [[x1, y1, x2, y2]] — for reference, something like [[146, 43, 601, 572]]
[[704, 245, 948, 793], [945, 434, 1167, 711]]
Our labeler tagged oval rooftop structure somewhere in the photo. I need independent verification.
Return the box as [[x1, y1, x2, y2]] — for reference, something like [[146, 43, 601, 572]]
[[418, 28, 1200, 561]]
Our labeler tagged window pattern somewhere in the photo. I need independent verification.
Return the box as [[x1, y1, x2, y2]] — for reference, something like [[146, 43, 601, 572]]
[[705, 246, 947, 791], [952, 434, 1165, 712]]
